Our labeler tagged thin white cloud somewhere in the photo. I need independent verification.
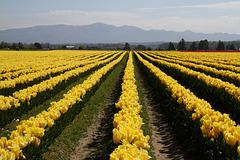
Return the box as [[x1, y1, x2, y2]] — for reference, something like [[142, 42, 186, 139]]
[[45, 10, 140, 19], [136, 8, 160, 12], [168, 1, 240, 9]]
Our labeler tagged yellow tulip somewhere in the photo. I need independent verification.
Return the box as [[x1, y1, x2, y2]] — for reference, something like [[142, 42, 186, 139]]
[[225, 133, 237, 146], [238, 146, 240, 157], [192, 113, 197, 121], [33, 138, 40, 147]]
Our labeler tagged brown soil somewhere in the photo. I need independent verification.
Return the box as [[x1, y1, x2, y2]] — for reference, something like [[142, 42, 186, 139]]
[[135, 57, 184, 160], [144, 93, 184, 160], [70, 105, 106, 160], [70, 95, 119, 160]]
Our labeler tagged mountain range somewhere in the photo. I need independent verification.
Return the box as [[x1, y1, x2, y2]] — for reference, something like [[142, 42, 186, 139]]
[[0, 22, 239, 43]]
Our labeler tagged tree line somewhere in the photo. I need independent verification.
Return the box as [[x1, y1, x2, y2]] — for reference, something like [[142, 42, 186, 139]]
[[0, 39, 239, 51], [0, 42, 44, 50], [161, 39, 238, 51], [0, 41, 123, 50]]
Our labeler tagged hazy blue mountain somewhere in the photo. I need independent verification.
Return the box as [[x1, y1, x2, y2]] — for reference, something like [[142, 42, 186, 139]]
[[0, 22, 239, 43]]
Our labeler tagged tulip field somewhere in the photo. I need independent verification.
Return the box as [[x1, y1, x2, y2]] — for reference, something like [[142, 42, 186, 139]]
[[1, 50, 240, 159]]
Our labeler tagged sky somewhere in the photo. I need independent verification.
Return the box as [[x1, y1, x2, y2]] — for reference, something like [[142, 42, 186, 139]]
[[0, 0, 240, 34]]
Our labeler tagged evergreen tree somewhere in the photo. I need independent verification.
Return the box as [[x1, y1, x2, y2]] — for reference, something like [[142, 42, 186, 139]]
[[18, 42, 25, 49], [134, 45, 147, 51], [177, 39, 186, 51], [28, 43, 36, 50], [230, 44, 236, 50], [123, 43, 131, 51], [167, 42, 175, 50], [147, 47, 152, 51], [0, 41, 9, 49], [189, 42, 197, 51], [226, 44, 236, 50], [216, 40, 225, 50], [34, 42, 43, 50], [78, 45, 86, 50], [10, 43, 18, 50], [198, 39, 209, 50]]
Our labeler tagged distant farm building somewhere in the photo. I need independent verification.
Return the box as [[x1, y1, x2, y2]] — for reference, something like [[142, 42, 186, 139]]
[[66, 46, 75, 50]]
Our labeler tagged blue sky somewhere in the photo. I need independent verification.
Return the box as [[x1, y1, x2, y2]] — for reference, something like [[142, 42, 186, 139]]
[[0, 0, 240, 34]]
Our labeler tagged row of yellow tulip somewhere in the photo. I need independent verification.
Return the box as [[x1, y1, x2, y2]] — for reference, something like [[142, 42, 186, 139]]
[[146, 51, 240, 83], [135, 51, 240, 156], [139, 52, 240, 103], [0, 51, 116, 90], [0, 50, 110, 81], [0, 50, 102, 74], [110, 52, 150, 160], [0, 52, 126, 160], [0, 51, 115, 89], [159, 51, 240, 66], [0, 51, 122, 111], [153, 51, 240, 73], [0, 95, 20, 111]]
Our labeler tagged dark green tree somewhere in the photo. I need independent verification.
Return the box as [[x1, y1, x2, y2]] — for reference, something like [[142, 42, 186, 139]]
[[226, 44, 236, 50], [134, 45, 147, 51], [18, 42, 25, 49], [189, 42, 197, 51], [60, 45, 67, 50], [198, 39, 209, 50], [78, 45, 86, 50], [167, 42, 175, 50], [123, 43, 131, 51], [0, 41, 4, 49], [28, 43, 37, 50], [34, 42, 42, 50], [0, 41, 9, 49], [147, 47, 152, 51], [177, 39, 186, 51], [10, 43, 18, 50], [216, 40, 225, 50]]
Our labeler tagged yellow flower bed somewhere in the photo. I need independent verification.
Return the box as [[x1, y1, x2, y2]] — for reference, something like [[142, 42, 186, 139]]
[[135, 51, 240, 156], [0, 95, 20, 110], [110, 52, 150, 160], [139, 52, 240, 103], [147, 51, 240, 82], [0, 51, 115, 90], [0, 50, 106, 74], [153, 51, 240, 72], [0, 51, 121, 110], [0, 52, 125, 160]]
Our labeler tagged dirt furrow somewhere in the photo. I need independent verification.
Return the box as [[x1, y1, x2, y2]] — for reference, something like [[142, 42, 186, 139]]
[[70, 105, 106, 160], [134, 55, 184, 160]]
